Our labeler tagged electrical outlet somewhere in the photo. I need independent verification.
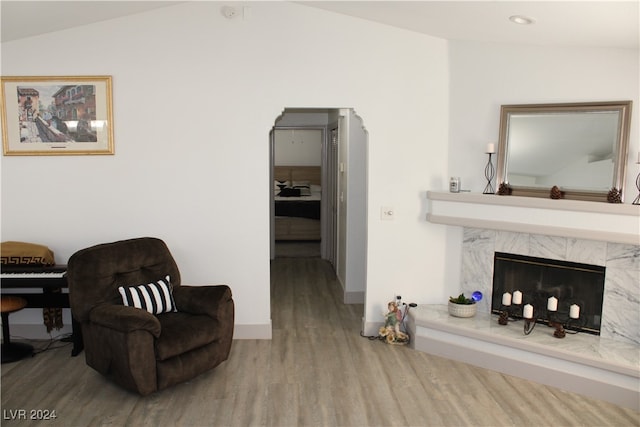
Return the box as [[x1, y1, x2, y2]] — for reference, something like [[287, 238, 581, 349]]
[[381, 206, 394, 220]]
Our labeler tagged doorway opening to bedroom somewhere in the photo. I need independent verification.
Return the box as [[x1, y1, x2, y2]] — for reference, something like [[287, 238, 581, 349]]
[[270, 108, 368, 306], [272, 127, 324, 259]]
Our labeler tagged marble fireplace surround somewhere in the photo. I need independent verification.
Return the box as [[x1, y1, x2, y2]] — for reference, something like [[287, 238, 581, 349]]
[[413, 192, 640, 409], [427, 191, 640, 345], [460, 228, 638, 345]]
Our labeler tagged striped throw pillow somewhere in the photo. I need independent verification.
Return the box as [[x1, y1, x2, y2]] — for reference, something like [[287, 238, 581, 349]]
[[118, 275, 177, 314]]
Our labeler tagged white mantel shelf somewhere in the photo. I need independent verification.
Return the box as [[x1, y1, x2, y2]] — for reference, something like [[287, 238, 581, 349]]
[[427, 192, 640, 245]]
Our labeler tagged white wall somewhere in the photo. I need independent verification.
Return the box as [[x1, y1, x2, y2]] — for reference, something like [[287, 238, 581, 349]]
[[6, 4, 631, 339], [337, 114, 348, 289], [444, 41, 639, 305], [345, 110, 367, 302], [274, 129, 322, 166], [1, 2, 450, 337], [448, 41, 639, 196], [334, 108, 368, 303]]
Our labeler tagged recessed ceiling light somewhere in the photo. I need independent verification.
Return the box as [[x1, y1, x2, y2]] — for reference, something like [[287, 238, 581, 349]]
[[509, 15, 536, 25]]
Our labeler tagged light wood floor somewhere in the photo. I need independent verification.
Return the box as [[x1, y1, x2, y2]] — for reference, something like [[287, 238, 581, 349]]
[[2, 257, 639, 426], [274, 241, 321, 258]]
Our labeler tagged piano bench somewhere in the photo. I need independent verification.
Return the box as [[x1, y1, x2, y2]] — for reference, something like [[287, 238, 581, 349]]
[[1, 296, 34, 363]]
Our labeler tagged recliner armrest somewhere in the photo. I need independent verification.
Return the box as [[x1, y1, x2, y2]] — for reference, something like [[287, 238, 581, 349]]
[[173, 285, 232, 320], [89, 304, 161, 337]]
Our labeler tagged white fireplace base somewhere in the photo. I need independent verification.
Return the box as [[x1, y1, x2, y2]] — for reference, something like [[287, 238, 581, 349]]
[[408, 305, 639, 411]]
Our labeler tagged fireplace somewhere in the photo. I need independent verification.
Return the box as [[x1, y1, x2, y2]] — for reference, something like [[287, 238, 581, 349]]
[[491, 252, 606, 335]]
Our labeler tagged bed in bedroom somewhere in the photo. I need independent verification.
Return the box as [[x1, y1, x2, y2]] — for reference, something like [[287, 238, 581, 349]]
[[274, 166, 321, 241]]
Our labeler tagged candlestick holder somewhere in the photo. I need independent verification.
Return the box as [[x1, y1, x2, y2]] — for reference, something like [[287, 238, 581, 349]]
[[497, 303, 558, 336], [483, 152, 495, 194], [548, 312, 566, 338], [496, 293, 585, 337], [547, 309, 583, 338], [513, 309, 564, 336], [523, 316, 536, 335], [633, 170, 640, 205], [524, 304, 586, 337], [564, 316, 583, 334], [498, 309, 509, 325], [520, 302, 537, 335], [497, 303, 521, 325]]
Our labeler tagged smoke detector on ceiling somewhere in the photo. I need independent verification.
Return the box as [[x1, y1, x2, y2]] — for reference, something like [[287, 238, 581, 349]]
[[221, 6, 238, 19]]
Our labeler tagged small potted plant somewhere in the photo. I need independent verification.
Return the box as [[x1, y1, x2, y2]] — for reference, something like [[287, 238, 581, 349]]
[[448, 293, 477, 318]]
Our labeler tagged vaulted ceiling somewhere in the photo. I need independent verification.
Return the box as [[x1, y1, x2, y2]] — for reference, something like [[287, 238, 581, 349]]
[[2, 1, 638, 48], [301, 1, 639, 49]]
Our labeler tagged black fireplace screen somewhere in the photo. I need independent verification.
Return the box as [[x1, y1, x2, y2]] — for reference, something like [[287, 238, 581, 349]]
[[491, 252, 605, 335]]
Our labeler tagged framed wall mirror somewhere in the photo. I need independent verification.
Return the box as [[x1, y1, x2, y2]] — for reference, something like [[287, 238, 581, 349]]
[[496, 101, 632, 202]]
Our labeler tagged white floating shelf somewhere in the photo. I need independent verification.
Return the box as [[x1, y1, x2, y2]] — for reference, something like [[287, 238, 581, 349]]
[[426, 192, 640, 245]]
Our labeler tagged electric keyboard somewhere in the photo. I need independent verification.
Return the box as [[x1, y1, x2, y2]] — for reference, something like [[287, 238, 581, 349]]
[[1, 265, 67, 289], [1, 265, 66, 276], [1, 271, 66, 279], [1, 264, 82, 356]]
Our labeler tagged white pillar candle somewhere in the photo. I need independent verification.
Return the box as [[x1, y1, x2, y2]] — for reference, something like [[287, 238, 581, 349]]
[[569, 304, 580, 319], [512, 290, 522, 305], [487, 143, 496, 153], [523, 304, 534, 319], [547, 296, 558, 312], [502, 292, 512, 306]]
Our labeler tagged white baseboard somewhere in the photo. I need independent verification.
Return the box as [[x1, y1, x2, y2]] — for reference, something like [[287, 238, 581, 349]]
[[344, 291, 364, 304], [361, 319, 383, 337], [232, 322, 272, 339]]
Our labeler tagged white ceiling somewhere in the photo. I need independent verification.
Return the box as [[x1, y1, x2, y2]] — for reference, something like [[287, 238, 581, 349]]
[[1, 1, 638, 48], [0, 1, 184, 43], [302, 1, 639, 49]]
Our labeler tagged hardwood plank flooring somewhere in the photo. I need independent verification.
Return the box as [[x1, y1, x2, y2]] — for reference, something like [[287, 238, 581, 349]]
[[2, 257, 638, 426], [274, 241, 321, 258]]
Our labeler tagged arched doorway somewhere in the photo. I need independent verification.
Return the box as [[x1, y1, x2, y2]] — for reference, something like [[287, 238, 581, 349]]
[[269, 108, 367, 305]]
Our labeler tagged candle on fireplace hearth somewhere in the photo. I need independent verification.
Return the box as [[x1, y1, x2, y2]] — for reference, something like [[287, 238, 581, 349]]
[[512, 290, 522, 305], [523, 304, 534, 319], [569, 304, 580, 319], [502, 292, 512, 306], [547, 296, 558, 312]]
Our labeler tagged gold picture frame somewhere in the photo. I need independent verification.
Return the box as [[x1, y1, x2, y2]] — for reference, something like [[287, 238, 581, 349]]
[[1, 75, 114, 155]]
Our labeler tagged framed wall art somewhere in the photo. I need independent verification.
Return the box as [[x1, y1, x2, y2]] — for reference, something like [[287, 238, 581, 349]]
[[1, 75, 114, 155]]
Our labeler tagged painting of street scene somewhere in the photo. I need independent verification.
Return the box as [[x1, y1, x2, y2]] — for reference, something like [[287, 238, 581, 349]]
[[18, 84, 98, 143], [2, 76, 113, 155]]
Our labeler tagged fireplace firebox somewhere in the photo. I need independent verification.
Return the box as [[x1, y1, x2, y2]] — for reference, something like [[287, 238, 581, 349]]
[[491, 252, 605, 335]]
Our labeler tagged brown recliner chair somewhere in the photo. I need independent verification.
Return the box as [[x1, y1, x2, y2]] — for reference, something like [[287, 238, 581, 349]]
[[67, 237, 234, 395]]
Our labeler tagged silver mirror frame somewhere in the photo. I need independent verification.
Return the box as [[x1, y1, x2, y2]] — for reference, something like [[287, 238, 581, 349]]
[[496, 101, 633, 202]]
